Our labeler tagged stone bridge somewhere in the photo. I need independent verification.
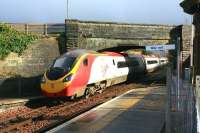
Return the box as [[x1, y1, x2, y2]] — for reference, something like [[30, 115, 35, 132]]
[[0, 20, 192, 98], [65, 20, 191, 63]]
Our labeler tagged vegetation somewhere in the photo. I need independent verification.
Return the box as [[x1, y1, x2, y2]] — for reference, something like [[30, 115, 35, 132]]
[[0, 24, 39, 59]]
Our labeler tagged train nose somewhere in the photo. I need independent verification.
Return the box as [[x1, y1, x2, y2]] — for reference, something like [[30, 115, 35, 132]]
[[41, 79, 67, 94], [42, 88, 67, 97]]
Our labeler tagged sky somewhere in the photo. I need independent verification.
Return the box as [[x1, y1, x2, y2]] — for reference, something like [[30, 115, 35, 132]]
[[0, 0, 192, 25]]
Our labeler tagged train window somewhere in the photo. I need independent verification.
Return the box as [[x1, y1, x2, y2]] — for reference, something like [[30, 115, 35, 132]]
[[117, 58, 139, 68], [147, 60, 158, 64], [47, 56, 76, 80], [113, 60, 115, 65], [117, 62, 127, 68], [83, 58, 88, 66], [52, 56, 76, 71], [117, 62, 128, 68]]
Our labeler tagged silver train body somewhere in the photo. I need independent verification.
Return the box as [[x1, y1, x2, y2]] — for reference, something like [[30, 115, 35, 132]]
[[127, 54, 168, 73]]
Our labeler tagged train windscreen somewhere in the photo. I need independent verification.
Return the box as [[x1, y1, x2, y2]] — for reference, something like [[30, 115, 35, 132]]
[[53, 56, 76, 70], [47, 56, 76, 80]]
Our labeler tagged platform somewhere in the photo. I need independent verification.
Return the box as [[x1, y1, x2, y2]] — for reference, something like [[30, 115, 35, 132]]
[[48, 86, 166, 133], [0, 96, 44, 106]]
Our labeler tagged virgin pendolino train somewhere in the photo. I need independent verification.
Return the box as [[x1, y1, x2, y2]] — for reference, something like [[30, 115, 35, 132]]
[[41, 49, 167, 99]]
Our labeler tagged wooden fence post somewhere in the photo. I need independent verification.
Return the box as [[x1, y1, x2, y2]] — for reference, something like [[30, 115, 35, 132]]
[[25, 24, 29, 34]]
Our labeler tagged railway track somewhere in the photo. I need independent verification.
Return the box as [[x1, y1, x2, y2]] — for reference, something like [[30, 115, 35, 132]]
[[0, 83, 150, 133], [0, 68, 166, 133]]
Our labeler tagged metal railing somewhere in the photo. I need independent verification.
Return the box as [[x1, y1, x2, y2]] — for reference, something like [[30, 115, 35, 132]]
[[9, 23, 65, 35], [166, 67, 196, 133]]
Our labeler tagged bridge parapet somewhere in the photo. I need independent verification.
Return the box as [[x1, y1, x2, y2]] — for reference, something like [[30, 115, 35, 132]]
[[65, 20, 191, 65], [7, 20, 192, 67], [65, 20, 181, 51]]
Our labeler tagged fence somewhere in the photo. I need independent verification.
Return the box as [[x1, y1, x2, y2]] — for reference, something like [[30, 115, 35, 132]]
[[166, 67, 196, 133], [9, 23, 65, 36]]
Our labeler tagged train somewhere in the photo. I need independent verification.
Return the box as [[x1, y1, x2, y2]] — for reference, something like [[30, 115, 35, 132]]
[[41, 49, 167, 99], [145, 56, 168, 72]]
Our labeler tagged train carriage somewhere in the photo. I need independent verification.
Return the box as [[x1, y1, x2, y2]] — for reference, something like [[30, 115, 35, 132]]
[[41, 49, 146, 99], [41, 49, 167, 99], [144, 57, 160, 72], [159, 57, 168, 65]]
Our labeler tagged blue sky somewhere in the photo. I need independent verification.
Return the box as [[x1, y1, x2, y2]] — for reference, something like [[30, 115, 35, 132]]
[[0, 0, 191, 24]]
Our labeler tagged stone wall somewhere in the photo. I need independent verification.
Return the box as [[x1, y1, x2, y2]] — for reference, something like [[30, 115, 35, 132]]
[[10, 23, 65, 36], [65, 20, 191, 65], [66, 20, 181, 51], [180, 0, 200, 82], [9, 20, 192, 64], [181, 25, 192, 68], [0, 38, 60, 78], [0, 38, 60, 97], [193, 13, 200, 76]]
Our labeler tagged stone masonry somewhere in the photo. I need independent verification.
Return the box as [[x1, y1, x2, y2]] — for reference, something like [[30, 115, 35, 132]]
[[65, 20, 191, 64]]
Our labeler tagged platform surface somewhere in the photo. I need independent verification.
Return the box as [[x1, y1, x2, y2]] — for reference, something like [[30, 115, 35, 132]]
[[49, 86, 166, 133]]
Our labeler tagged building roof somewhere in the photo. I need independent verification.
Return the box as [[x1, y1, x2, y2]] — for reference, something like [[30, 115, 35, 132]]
[[180, 0, 200, 14]]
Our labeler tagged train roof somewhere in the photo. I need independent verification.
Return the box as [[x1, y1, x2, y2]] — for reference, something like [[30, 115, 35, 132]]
[[102, 51, 128, 56], [60, 49, 99, 58], [127, 54, 144, 58]]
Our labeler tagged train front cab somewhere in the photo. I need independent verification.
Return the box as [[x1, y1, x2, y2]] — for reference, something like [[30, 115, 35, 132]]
[[40, 54, 78, 97], [40, 52, 95, 98]]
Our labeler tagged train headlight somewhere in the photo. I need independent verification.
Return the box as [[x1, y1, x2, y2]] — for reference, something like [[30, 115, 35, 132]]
[[63, 74, 73, 82], [41, 76, 46, 83]]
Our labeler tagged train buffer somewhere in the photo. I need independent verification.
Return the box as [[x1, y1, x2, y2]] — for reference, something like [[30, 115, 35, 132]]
[[48, 86, 166, 133]]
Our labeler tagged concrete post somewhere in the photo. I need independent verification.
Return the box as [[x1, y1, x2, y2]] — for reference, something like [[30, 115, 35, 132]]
[[177, 37, 181, 110], [196, 76, 200, 133], [44, 24, 48, 36]]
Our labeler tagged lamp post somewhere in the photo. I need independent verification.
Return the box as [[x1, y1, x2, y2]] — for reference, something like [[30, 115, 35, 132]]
[[65, 0, 69, 52], [67, 0, 69, 19]]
